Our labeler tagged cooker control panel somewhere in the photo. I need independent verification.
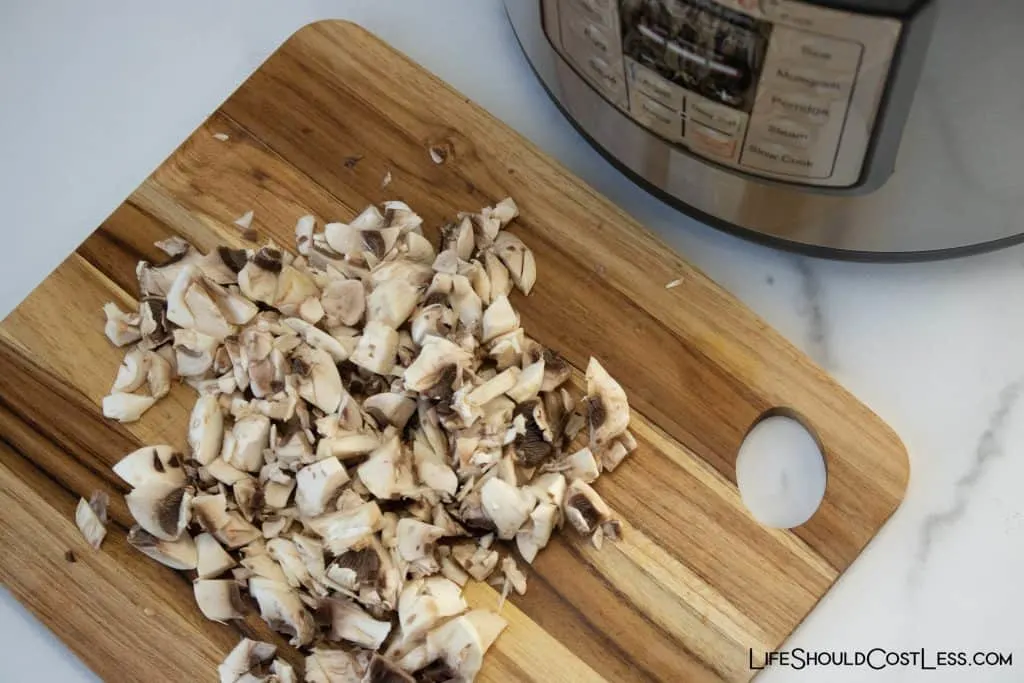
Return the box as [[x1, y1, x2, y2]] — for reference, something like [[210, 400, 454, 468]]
[[544, 0, 902, 187]]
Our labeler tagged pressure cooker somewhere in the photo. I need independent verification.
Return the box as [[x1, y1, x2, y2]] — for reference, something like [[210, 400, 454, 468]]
[[504, 0, 1024, 259]]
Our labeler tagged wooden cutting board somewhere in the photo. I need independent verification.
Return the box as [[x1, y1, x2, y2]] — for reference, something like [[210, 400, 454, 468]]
[[0, 21, 908, 683]]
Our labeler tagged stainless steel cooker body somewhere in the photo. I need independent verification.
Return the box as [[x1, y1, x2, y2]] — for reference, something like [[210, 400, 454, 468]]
[[505, 0, 1024, 259]]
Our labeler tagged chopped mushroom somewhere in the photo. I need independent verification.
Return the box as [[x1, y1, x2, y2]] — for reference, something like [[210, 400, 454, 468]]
[[249, 577, 316, 646], [295, 456, 349, 517], [189, 395, 224, 465], [563, 479, 612, 536], [305, 648, 368, 683], [75, 492, 108, 550], [479, 478, 535, 540], [218, 638, 277, 683], [515, 502, 558, 564], [585, 357, 630, 451], [194, 579, 246, 622], [270, 658, 298, 683], [350, 321, 399, 375], [96, 197, 633, 682], [396, 576, 468, 646], [499, 555, 527, 606], [113, 445, 185, 487], [424, 610, 507, 681], [127, 525, 197, 570], [196, 532, 236, 579], [561, 446, 600, 483], [492, 233, 536, 295], [323, 597, 392, 649], [102, 392, 157, 422], [103, 302, 142, 347], [125, 482, 192, 541], [112, 347, 150, 393]]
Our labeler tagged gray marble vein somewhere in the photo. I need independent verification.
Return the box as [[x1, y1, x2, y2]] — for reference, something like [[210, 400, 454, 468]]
[[794, 257, 832, 369], [911, 379, 1024, 585]]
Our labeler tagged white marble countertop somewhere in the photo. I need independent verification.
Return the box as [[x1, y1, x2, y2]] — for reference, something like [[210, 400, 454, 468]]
[[2, 1, 1022, 681]]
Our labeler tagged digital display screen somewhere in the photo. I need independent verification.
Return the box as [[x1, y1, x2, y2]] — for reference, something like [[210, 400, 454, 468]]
[[619, 0, 772, 112]]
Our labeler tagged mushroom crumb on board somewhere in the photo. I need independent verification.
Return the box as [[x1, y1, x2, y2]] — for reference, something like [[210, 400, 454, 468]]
[[95, 196, 635, 681]]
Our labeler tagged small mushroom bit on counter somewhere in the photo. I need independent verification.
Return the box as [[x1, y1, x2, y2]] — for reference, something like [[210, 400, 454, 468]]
[[96, 197, 636, 682]]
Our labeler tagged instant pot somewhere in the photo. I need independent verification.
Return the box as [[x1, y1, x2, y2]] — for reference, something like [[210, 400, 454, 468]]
[[504, 0, 1024, 259]]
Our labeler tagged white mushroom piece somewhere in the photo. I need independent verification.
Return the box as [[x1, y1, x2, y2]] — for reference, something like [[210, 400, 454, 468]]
[[479, 478, 535, 540], [217, 638, 277, 683], [420, 610, 507, 681], [350, 320, 399, 375], [363, 393, 416, 430], [305, 648, 369, 683], [356, 436, 416, 501], [147, 351, 173, 398], [223, 414, 271, 472], [125, 482, 192, 541], [563, 479, 612, 536], [394, 576, 467, 646], [166, 264, 237, 339], [103, 302, 141, 347], [295, 456, 349, 517], [111, 347, 150, 393], [395, 518, 446, 575], [491, 232, 536, 295], [322, 597, 392, 650], [75, 491, 109, 550], [450, 542, 500, 582], [585, 357, 630, 451], [173, 328, 220, 377], [515, 502, 559, 564], [249, 577, 316, 646], [194, 579, 246, 622], [561, 446, 600, 484], [194, 493, 262, 549], [403, 336, 471, 393], [292, 346, 345, 414], [238, 247, 283, 305], [93, 196, 633, 683], [486, 196, 519, 227], [320, 279, 365, 327], [189, 395, 224, 465], [305, 501, 383, 556], [127, 525, 198, 570], [195, 532, 236, 579], [102, 392, 157, 423], [113, 445, 186, 487]]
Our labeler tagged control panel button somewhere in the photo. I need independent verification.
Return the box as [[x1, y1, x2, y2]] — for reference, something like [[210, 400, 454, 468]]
[[762, 92, 834, 126], [713, 0, 765, 17], [558, 0, 626, 106], [772, 27, 862, 73], [740, 140, 820, 176], [630, 90, 682, 141], [562, 11, 620, 58], [626, 59, 685, 112], [761, 118, 815, 148], [768, 64, 853, 100], [580, 53, 626, 101], [687, 121, 739, 161], [760, 0, 817, 29], [565, 0, 617, 29], [686, 96, 746, 136]]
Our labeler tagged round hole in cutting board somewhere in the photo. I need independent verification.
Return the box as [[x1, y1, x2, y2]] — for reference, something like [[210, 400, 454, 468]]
[[736, 413, 826, 529]]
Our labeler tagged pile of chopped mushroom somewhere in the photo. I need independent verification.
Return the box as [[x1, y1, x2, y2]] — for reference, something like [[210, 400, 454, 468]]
[[97, 197, 634, 682]]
